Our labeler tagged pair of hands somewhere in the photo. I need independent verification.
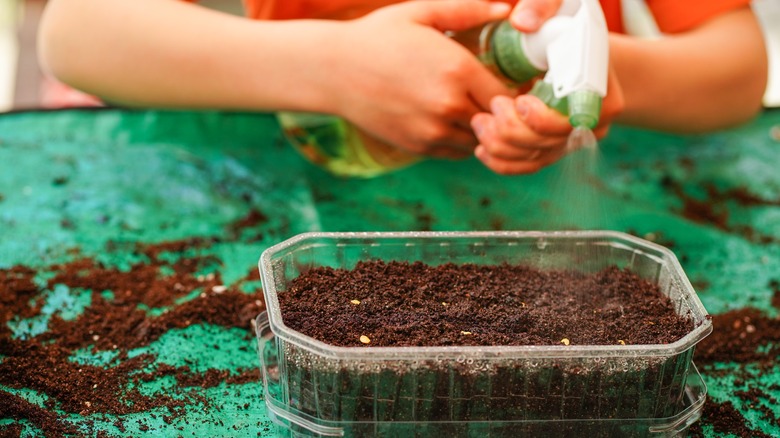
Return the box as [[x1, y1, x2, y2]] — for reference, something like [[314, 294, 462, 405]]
[[330, 0, 624, 174]]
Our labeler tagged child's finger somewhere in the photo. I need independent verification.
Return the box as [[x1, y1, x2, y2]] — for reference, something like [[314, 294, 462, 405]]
[[510, 0, 564, 32], [514, 94, 572, 137], [472, 112, 567, 160], [487, 96, 569, 150], [475, 144, 567, 175], [396, 0, 511, 31]]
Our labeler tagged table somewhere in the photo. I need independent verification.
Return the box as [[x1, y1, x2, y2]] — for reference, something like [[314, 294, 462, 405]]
[[1, 108, 779, 436]]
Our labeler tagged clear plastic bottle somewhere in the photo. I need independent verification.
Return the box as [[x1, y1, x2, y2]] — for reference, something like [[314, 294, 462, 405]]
[[277, 21, 551, 178], [276, 112, 417, 178]]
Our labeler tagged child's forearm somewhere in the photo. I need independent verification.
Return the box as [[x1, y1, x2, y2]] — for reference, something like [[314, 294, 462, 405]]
[[39, 0, 516, 158], [38, 0, 342, 112], [611, 7, 768, 134]]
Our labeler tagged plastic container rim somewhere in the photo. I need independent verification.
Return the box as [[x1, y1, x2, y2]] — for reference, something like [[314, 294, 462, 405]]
[[258, 230, 712, 360]]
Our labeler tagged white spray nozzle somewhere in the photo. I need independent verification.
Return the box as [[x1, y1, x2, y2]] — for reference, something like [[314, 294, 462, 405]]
[[522, 0, 609, 128]]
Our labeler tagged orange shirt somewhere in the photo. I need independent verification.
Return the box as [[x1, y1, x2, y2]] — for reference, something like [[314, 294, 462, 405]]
[[238, 0, 751, 34]]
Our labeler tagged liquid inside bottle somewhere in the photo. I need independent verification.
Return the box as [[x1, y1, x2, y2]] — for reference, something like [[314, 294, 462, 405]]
[[276, 112, 419, 178]]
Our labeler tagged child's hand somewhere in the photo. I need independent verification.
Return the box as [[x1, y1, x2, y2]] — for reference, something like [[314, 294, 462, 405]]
[[471, 94, 571, 175], [471, 67, 624, 175], [324, 0, 514, 159]]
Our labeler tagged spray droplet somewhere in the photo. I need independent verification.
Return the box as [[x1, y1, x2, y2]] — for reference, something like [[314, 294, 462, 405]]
[[566, 126, 597, 152]]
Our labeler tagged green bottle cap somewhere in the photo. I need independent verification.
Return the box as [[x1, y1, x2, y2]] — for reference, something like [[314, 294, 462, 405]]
[[567, 90, 602, 129], [491, 21, 542, 84], [529, 83, 602, 130]]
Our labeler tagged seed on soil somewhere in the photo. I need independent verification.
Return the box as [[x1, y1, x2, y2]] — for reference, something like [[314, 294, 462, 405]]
[[350, 299, 361, 305], [460, 331, 472, 335], [618, 340, 626, 345], [359, 335, 371, 344], [560, 338, 570, 346]]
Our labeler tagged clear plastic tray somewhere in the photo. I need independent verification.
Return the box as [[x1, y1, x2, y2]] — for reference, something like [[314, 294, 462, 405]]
[[257, 231, 712, 435]]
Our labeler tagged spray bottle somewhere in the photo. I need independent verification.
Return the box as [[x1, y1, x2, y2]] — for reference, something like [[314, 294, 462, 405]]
[[277, 0, 609, 177]]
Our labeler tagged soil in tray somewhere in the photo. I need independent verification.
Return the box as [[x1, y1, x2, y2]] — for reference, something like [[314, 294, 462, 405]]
[[272, 261, 699, 427], [280, 261, 694, 348]]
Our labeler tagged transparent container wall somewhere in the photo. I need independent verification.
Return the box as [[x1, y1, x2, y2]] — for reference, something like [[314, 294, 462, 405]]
[[259, 232, 711, 432], [265, 343, 694, 423], [267, 365, 705, 438]]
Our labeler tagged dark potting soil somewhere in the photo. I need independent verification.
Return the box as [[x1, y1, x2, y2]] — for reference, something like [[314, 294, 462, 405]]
[[660, 176, 780, 245], [275, 261, 700, 425], [690, 302, 780, 436], [280, 261, 694, 348], [0, 235, 266, 436], [695, 307, 780, 366], [3, 237, 780, 435], [688, 399, 775, 438]]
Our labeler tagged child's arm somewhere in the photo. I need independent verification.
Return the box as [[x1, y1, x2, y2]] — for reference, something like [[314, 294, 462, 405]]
[[38, 0, 513, 158], [611, 6, 767, 133]]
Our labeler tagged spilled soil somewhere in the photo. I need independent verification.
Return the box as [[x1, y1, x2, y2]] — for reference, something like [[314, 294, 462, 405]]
[[3, 230, 780, 435], [0, 235, 265, 437], [688, 282, 780, 437]]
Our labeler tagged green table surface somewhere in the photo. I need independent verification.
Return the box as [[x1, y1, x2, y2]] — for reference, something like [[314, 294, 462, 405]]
[[1, 108, 780, 437]]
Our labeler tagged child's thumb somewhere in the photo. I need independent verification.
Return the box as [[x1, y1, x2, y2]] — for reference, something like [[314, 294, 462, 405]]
[[401, 0, 511, 32]]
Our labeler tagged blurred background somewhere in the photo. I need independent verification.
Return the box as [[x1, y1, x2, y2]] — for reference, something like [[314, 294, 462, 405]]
[[0, 0, 778, 112]]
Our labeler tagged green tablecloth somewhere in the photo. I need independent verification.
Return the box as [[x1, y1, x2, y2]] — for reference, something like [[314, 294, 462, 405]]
[[1, 108, 779, 436]]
